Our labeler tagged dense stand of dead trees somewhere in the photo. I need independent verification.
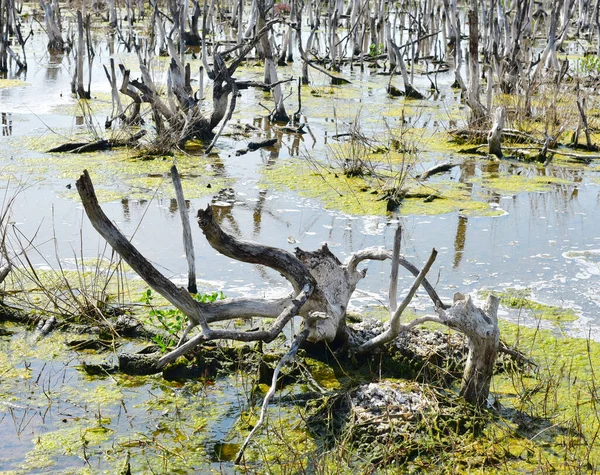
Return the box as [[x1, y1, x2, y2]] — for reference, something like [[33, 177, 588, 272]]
[[0, 0, 29, 73], [8, 0, 594, 154]]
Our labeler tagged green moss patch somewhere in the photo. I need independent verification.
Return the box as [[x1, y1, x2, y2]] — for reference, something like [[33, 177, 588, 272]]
[[481, 288, 579, 323], [401, 181, 505, 217], [471, 172, 572, 194], [264, 159, 502, 217], [0, 79, 29, 89], [487, 321, 600, 472], [3, 136, 227, 202]]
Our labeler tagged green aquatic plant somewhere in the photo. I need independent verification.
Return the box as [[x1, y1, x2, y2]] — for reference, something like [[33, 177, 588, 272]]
[[369, 43, 385, 58], [141, 289, 225, 352], [578, 54, 600, 75]]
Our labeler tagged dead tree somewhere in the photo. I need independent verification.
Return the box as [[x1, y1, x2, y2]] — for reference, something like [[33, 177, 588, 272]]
[[253, 0, 289, 121], [107, 0, 117, 28], [387, 33, 425, 99], [488, 106, 506, 158], [0, 0, 28, 73], [76, 170, 501, 411], [0, 0, 8, 72], [293, 0, 351, 85], [40, 0, 64, 52], [71, 10, 92, 99], [105, 6, 287, 149], [466, 0, 486, 126]]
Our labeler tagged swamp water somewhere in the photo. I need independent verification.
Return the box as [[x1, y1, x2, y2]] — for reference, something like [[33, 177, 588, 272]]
[[1, 24, 600, 474]]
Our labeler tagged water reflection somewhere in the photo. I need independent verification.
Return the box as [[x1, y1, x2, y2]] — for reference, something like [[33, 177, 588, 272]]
[[1, 112, 12, 136], [453, 215, 467, 269], [168, 197, 191, 215], [252, 188, 268, 236], [45, 51, 64, 83], [120, 198, 149, 222]]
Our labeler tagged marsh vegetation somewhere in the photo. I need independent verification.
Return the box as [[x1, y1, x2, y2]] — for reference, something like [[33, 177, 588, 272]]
[[1, 0, 600, 473]]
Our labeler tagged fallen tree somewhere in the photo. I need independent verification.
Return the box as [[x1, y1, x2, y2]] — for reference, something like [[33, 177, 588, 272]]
[[76, 168, 501, 412]]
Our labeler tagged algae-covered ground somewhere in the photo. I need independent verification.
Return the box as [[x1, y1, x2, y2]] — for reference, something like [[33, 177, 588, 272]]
[[2, 310, 600, 474]]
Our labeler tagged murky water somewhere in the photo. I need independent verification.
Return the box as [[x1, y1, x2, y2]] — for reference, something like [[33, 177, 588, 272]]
[[1, 19, 600, 473]]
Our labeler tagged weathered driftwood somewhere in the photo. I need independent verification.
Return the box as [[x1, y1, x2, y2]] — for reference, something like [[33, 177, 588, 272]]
[[358, 291, 500, 408], [76, 171, 446, 360], [356, 249, 439, 353], [419, 162, 457, 181], [77, 170, 501, 408], [443, 293, 500, 406], [170, 165, 197, 294]]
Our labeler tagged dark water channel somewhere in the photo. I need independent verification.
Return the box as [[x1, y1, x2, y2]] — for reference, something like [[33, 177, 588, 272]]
[[1, 27, 600, 473]]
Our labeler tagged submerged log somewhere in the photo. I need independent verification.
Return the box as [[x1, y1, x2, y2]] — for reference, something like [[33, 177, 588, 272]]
[[419, 162, 457, 181], [48, 131, 146, 153]]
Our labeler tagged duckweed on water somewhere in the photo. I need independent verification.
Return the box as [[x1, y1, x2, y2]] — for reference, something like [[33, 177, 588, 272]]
[[471, 173, 572, 194], [22, 424, 114, 472], [264, 159, 503, 217], [401, 181, 505, 217], [0, 79, 30, 89], [4, 136, 227, 202], [481, 288, 579, 323], [3, 316, 600, 473]]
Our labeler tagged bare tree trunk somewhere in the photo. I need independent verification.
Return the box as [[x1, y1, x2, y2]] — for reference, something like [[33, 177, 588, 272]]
[[387, 35, 425, 99], [257, 0, 288, 122], [487, 106, 505, 158], [71, 10, 91, 99], [0, 0, 7, 72], [450, 294, 500, 407], [40, 0, 64, 51], [467, 0, 486, 126], [108, 0, 117, 28], [171, 165, 198, 294]]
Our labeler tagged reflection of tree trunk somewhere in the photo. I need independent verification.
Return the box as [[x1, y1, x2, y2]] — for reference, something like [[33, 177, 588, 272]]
[[1, 112, 12, 136], [481, 160, 499, 175], [458, 159, 476, 184], [453, 216, 468, 269], [253, 189, 268, 236], [120, 199, 131, 221]]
